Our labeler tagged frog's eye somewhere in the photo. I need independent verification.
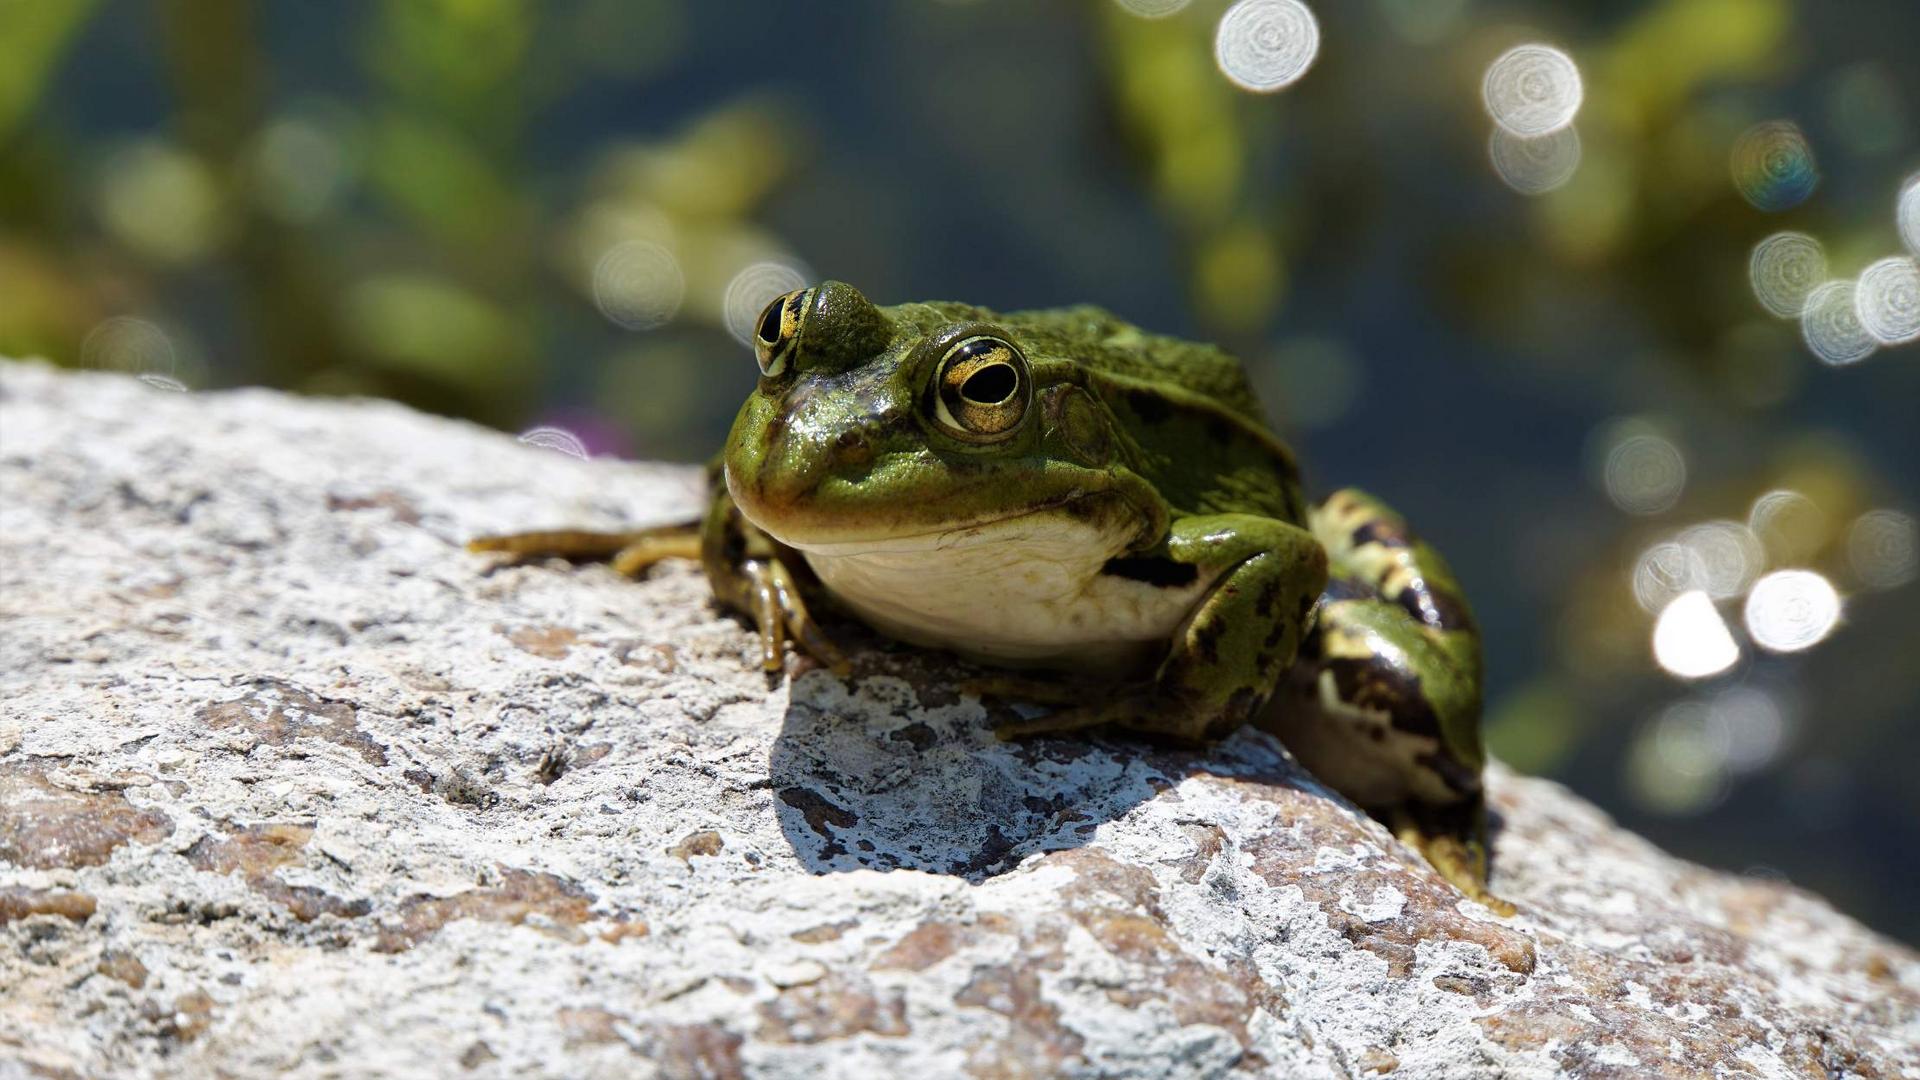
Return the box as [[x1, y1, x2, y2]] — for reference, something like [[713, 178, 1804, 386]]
[[754, 289, 809, 378], [931, 335, 1030, 441]]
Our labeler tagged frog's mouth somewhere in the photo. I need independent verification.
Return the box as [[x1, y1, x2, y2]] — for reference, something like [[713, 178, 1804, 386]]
[[771, 505, 1074, 556], [740, 493, 1111, 556], [728, 461, 1133, 556]]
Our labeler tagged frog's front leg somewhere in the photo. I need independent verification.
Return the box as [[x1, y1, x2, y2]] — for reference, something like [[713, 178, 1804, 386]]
[[698, 491, 849, 675], [468, 481, 847, 675], [997, 513, 1327, 744], [1262, 489, 1510, 913]]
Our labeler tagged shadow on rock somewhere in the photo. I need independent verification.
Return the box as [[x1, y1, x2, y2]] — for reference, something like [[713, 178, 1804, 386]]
[[768, 662, 1321, 882]]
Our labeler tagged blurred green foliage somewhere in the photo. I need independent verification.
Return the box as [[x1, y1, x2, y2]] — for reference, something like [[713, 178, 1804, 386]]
[[2, 0, 1917, 939]]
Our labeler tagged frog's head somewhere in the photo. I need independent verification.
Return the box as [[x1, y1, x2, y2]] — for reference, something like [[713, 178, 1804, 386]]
[[722, 281, 1114, 550]]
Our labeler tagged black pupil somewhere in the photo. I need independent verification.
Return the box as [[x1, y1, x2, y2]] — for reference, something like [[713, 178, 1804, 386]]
[[961, 363, 1017, 404], [756, 298, 785, 343]]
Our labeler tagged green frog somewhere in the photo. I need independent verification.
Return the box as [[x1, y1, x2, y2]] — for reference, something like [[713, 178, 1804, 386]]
[[472, 281, 1506, 911]]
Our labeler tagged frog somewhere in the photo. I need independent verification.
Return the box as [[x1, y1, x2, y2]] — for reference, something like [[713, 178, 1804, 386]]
[[470, 281, 1507, 912]]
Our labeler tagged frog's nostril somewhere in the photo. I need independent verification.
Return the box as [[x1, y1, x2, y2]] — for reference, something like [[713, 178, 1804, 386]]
[[833, 428, 873, 466]]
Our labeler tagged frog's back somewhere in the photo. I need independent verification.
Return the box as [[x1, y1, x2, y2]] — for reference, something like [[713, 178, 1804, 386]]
[[893, 300, 1268, 426]]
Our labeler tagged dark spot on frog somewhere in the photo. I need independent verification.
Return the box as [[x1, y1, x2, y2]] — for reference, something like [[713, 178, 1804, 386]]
[[1204, 414, 1238, 447], [1321, 574, 1375, 604], [1262, 621, 1287, 650], [1100, 555, 1199, 588], [1414, 750, 1481, 799], [1190, 618, 1226, 664], [1254, 579, 1282, 615], [1397, 583, 1475, 633], [1352, 519, 1412, 550], [1118, 385, 1173, 424], [1327, 657, 1440, 738]]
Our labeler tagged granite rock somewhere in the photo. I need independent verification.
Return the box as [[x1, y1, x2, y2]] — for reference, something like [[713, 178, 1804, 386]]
[[2, 360, 1916, 1078]]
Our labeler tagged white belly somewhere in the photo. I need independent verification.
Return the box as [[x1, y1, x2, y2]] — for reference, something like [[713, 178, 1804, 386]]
[[796, 513, 1215, 674]]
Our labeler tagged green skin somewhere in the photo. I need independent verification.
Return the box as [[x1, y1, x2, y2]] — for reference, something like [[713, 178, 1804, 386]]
[[473, 281, 1503, 908]]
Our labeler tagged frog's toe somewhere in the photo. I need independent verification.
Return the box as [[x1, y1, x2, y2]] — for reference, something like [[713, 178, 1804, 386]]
[[609, 530, 703, 576], [1389, 807, 1516, 916]]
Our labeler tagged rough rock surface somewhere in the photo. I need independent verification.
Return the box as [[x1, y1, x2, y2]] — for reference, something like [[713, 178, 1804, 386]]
[[2, 358, 1916, 1079]]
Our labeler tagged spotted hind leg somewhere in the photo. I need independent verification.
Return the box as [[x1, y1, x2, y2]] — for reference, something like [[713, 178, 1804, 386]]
[[1260, 489, 1510, 912]]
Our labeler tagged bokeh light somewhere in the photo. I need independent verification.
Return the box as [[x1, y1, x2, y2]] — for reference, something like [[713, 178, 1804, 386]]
[[1825, 63, 1909, 158], [1213, 0, 1320, 93], [1800, 280, 1879, 366], [1652, 591, 1740, 680], [1482, 44, 1583, 139], [1748, 489, 1827, 565], [722, 260, 811, 348], [1113, 0, 1192, 18], [1747, 232, 1827, 319], [96, 141, 225, 264], [1854, 255, 1920, 345], [592, 240, 685, 331], [1900, 174, 1920, 255], [1632, 701, 1730, 814], [1708, 687, 1792, 776], [1847, 509, 1919, 590], [1677, 520, 1764, 599], [1744, 569, 1842, 653], [1730, 121, 1819, 212], [1601, 431, 1687, 515], [1628, 686, 1795, 816], [517, 426, 591, 461], [80, 317, 177, 380], [1488, 125, 1582, 196], [1632, 541, 1710, 614], [249, 114, 351, 225]]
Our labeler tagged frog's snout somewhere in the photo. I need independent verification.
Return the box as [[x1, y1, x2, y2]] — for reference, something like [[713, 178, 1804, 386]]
[[738, 418, 882, 524]]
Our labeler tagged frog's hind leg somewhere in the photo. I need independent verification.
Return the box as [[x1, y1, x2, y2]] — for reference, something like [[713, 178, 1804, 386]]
[[1262, 489, 1511, 913]]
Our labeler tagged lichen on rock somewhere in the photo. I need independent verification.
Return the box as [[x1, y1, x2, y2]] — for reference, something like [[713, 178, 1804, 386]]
[[2, 360, 1916, 1078]]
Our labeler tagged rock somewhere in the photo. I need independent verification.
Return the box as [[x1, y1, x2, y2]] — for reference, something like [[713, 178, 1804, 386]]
[[1, 358, 1915, 1079]]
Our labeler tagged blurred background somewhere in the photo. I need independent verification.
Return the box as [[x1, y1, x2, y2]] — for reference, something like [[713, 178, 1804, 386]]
[[3, 0, 1916, 940]]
